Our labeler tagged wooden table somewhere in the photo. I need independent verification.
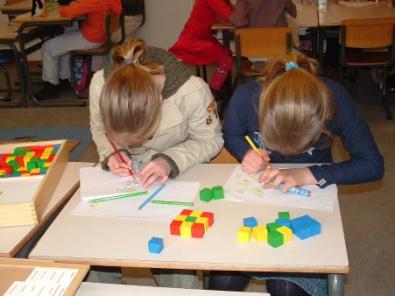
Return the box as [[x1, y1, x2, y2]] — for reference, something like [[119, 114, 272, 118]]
[[318, 0, 395, 62], [0, 0, 31, 19], [30, 164, 349, 296], [77, 282, 268, 296], [0, 162, 93, 258]]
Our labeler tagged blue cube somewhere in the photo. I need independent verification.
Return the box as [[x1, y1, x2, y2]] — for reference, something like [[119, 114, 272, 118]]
[[148, 237, 164, 254], [243, 216, 258, 228], [290, 215, 321, 240]]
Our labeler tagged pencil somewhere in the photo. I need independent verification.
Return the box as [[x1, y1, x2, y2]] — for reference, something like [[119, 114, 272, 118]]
[[108, 138, 136, 181], [151, 200, 194, 206], [138, 183, 166, 210], [244, 135, 310, 197]]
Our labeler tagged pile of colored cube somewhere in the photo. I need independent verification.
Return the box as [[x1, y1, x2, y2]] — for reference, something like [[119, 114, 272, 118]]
[[170, 209, 214, 238], [237, 212, 321, 248], [0, 144, 60, 178], [199, 185, 224, 202]]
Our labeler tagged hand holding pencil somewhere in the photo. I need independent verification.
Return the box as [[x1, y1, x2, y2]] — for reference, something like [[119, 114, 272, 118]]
[[242, 136, 271, 174]]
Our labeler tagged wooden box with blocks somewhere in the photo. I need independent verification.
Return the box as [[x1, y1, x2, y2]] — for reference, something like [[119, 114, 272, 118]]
[[0, 140, 69, 227]]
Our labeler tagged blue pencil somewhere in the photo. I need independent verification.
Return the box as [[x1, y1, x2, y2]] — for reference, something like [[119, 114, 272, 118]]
[[138, 184, 166, 210]]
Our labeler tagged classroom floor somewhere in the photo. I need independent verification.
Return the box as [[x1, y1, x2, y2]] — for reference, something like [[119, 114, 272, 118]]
[[0, 68, 394, 295]]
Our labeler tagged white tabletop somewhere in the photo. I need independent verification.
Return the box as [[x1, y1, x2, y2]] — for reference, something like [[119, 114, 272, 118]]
[[319, 0, 395, 26], [30, 164, 349, 274], [76, 282, 268, 296], [0, 162, 94, 257]]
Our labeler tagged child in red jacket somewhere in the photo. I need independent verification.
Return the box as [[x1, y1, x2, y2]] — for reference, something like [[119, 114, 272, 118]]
[[169, 0, 235, 97], [35, 0, 121, 100]]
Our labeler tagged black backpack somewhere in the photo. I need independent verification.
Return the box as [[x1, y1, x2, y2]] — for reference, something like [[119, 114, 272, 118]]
[[122, 0, 145, 16]]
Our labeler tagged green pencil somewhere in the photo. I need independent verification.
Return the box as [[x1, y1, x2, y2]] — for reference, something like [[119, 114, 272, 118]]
[[89, 191, 148, 204], [150, 200, 194, 206]]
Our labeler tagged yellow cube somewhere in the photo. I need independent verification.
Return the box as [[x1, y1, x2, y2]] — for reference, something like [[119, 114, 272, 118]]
[[237, 226, 251, 243], [30, 168, 40, 174], [180, 222, 193, 237], [277, 226, 293, 243], [23, 156, 32, 167], [43, 147, 53, 155], [175, 215, 188, 222], [0, 170, 5, 176], [25, 151, 35, 158], [190, 210, 203, 217], [253, 225, 268, 242], [6, 156, 15, 162], [196, 217, 209, 231]]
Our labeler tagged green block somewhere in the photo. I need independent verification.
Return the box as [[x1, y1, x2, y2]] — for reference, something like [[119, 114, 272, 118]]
[[7, 159, 19, 171], [200, 188, 214, 202], [13, 147, 27, 156], [278, 211, 290, 219], [27, 160, 37, 171], [36, 159, 46, 170], [268, 230, 284, 248], [185, 216, 197, 222], [212, 185, 224, 200], [266, 222, 280, 233]]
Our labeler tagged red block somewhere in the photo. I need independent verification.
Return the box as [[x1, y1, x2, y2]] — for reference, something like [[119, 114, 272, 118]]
[[170, 220, 182, 236], [15, 156, 24, 168], [180, 209, 193, 216], [3, 165, 13, 174], [191, 223, 205, 238], [201, 212, 214, 227], [27, 145, 45, 158], [47, 154, 55, 163]]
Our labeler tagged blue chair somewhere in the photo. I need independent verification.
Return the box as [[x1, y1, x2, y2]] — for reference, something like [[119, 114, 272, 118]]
[[0, 49, 15, 101]]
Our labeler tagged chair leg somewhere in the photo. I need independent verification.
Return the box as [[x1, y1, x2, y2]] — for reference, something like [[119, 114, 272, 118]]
[[0, 64, 12, 101], [382, 68, 393, 120]]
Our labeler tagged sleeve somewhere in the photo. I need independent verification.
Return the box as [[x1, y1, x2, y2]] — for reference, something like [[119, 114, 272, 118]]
[[285, 0, 297, 18], [308, 81, 384, 187], [159, 79, 224, 175], [229, 0, 249, 27], [89, 71, 115, 161], [207, 0, 235, 21], [223, 83, 258, 162]]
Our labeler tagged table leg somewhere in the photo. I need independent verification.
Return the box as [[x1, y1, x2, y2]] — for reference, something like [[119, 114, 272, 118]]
[[328, 274, 344, 296]]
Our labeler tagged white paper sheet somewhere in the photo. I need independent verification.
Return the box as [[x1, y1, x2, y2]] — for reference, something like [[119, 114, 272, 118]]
[[224, 166, 336, 211], [4, 267, 78, 296], [79, 167, 147, 201], [72, 180, 200, 221]]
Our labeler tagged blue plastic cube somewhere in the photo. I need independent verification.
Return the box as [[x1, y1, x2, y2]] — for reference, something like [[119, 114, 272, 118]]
[[148, 237, 164, 254]]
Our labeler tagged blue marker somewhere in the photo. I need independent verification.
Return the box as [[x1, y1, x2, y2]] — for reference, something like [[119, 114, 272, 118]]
[[279, 182, 310, 197], [138, 184, 166, 210]]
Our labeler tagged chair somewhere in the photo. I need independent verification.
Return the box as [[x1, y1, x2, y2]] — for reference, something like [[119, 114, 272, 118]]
[[339, 18, 395, 120], [210, 147, 238, 164], [69, 12, 125, 98], [234, 27, 292, 87]]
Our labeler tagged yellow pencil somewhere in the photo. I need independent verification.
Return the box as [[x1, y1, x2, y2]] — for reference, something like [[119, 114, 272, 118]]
[[244, 135, 271, 169]]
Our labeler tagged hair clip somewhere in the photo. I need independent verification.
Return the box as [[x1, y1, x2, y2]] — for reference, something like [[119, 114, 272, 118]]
[[285, 61, 299, 71]]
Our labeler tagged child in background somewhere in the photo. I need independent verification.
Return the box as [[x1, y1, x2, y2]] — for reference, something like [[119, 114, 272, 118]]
[[209, 53, 384, 295], [35, 0, 121, 101], [169, 0, 235, 99]]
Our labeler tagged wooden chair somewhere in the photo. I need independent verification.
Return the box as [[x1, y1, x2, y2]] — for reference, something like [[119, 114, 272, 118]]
[[69, 12, 125, 98], [339, 17, 395, 120], [210, 147, 238, 164], [234, 27, 292, 87]]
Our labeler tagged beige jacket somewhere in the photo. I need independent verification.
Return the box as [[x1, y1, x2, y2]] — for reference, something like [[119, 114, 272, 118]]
[[89, 71, 224, 176]]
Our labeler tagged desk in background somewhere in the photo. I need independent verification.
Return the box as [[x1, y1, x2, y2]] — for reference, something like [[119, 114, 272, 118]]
[[30, 164, 348, 296], [0, 162, 94, 258]]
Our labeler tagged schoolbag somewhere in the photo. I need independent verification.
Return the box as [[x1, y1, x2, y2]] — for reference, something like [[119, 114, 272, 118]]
[[121, 0, 144, 16], [72, 55, 90, 93]]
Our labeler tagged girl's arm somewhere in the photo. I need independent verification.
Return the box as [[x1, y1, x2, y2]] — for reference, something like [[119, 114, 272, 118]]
[[154, 78, 224, 177], [308, 80, 384, 187], [223, 81, 261, 161], [207, 0, 235, 21]]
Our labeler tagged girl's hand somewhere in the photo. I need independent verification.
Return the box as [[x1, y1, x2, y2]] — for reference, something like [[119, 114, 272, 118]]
[[107, 152, 133, 177], [259, 167, 317, 192], [138, 157, 171, 188], [241, 149, 270, 174]]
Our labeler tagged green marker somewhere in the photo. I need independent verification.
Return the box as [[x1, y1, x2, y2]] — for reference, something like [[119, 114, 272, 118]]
[[151, 200, 194, 206], [89, 191, 148, 204]]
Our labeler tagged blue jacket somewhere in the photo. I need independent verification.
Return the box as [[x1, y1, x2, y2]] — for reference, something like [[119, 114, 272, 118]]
[[223, 79, 384, 188]]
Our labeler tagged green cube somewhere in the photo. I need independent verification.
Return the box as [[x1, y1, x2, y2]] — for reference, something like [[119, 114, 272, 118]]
[[266, 222, 280, 233], [268, 230, 284, 248], [185, 216, 197, 222], [13, 147, 27, 156], [278, 211, 290, 219], [200, 188, 213, 202], [212, 186, 224, 200], [7, 159, 19, 171]]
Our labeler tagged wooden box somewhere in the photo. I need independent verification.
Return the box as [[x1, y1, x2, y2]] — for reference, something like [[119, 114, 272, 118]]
[[0, 140, 69, 227]]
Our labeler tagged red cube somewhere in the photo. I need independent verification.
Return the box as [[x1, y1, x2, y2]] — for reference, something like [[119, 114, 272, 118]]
[[201, 212, 214, 227], [191, 223, 205, 238], [170, 220, 182, 236]]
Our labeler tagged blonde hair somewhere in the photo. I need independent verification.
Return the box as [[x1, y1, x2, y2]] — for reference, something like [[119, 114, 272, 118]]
[[100, 39, 164, 147], [258, 53, 334, 156]]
